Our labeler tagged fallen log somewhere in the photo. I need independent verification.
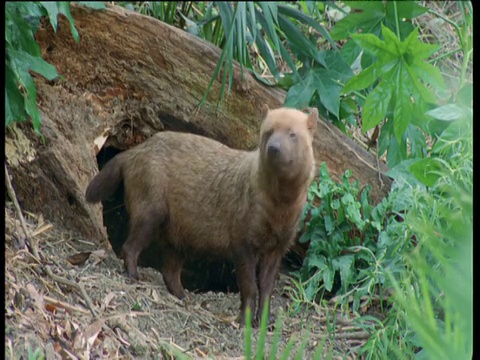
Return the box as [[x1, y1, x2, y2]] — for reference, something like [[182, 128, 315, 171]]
[[6, 4, 391, 287]]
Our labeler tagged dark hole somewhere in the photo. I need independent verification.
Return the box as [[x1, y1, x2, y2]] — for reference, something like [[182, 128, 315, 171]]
[[67, 194, 76, 206]]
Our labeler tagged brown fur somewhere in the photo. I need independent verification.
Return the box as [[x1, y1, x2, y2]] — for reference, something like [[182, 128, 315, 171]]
[[86, 107, 318, 324]]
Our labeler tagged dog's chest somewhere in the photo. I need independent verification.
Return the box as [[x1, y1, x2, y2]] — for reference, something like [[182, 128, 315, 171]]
[[252, 209, 300, 252]]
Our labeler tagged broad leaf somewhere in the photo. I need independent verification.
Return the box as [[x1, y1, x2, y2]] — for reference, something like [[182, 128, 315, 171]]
[[426, 104, 468, 122], [77, 2, 106, 10], [39, 2, 60, 31], [409, 158, 445, 187], [284, 73, 316, 109], [322, 266, 334, 292], [322, 50, 354, 84], [342, 63, 379, 93], [362, 80, 392, 132], [345, 24, 444, 166], [330, 1, 385, 40], [333, 255, 355, 291], [5, 66, 28, 125], [10, 49, 59, 81], [393, 67, 413, 143], [57, 2, 80, 42], [350, 32, 390, 58], [331, 1, 427, 41], [340, 39, 362, 67], [285, 65, 348, 119]]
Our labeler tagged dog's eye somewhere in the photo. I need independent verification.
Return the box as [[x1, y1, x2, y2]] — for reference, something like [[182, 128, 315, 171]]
[[289, 132, 297, 138]]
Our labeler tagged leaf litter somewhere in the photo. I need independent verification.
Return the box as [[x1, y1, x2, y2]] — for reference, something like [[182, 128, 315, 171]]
[[5, 201, 379, 359]]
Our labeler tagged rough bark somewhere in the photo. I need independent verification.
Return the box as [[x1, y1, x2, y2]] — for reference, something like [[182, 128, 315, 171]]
[[6, 3, 391, 249]]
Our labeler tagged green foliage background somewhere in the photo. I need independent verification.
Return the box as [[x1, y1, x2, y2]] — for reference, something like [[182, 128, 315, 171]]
[[5, 1, 472, 359]]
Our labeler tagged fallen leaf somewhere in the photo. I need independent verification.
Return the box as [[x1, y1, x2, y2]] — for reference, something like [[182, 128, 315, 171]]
[[45, 303, 58, 314], [151, 289, 160, 302], [67, 252, 92, 266], [102, 292, 116, 310], [64, 320, 73, 339], [73, 319, 105, 352], [25, 283, 46, 315], [85, 319, 105, 350], [37, 213, 44, 226], [91, 249, 107, 259], [93, 128, 111, 154]]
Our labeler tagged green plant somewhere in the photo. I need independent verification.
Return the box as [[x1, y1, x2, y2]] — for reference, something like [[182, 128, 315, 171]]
[[243, 306, 331, 360], [27, 346, 45, 360], [196, 2, 338, 108], [354, 311, 418, 360], [5, 1, 105, 136], [390, 102, 472, 360], [342, 23, 446, 167], [334, 1, 472, 168], [356, 88, 472, 359], [118, 1, 185, 25], [296, 162, 415, 312]]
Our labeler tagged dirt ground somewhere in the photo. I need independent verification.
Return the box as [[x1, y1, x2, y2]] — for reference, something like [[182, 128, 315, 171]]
[[5, 201, 375, 359]]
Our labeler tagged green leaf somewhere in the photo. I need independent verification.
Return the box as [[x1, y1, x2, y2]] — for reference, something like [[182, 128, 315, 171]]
[[308, 255, 326, 270], [312, 69, 342, 118], [255, 8, 298, 78], [324, 215, 334, 235], [322, 266, 334, 292], [39, 2, 60, 31], [342, 63, 380, 93], [322, 50, 354, 84], [277, 14, 327, 68], [5, 67, 28, 125], [5, 6, 42, 56], [258, 2, 280, 49], [246, 2, 256, 43], [18, 68, 42, 135], [393, 67, 413, 144], [333, 255, 355, 290], [57, 2, 80, 42], [405, 124, 427, 159], [390, 1, 429, 19], [284, 73, 316, 109], [457, 84, 473, 108], [277, 4, 337, 49], [386, 131, 407, 168], [77, 2, 106, 10], [412, 61, 445, 91], [351, 32, 390, 58], [10, 49, 59, 81], [362, 81, 392, 132], [409, 158, 445, 187], [405, 67, 437, 104], [426, 104, 467, 122], [330, 1, 385, 40], [381, 25, 404, 56], [340, 39, 362, 67]]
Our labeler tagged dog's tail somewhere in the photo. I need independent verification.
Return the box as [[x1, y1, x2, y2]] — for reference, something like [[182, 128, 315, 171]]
[[85, 153, 124, 203]]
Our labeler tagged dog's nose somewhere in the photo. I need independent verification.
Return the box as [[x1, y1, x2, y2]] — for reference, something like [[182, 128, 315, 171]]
[[267, 143, 281, 156]]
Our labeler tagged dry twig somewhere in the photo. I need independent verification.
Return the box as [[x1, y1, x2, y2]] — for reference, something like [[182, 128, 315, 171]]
[[5, 163, 32, 253], [5, 163, 98, 318]]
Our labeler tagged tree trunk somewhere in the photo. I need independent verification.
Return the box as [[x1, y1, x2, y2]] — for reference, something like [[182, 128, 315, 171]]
[[6, 4, 391, 257]]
